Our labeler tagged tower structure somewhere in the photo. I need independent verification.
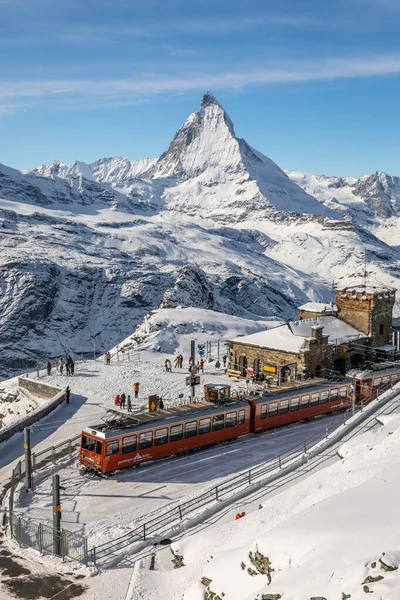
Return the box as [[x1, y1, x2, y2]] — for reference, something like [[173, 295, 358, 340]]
[[335, 285, 396, 348]]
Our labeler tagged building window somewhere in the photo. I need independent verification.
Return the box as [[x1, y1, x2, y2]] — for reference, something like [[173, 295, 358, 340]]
[[379, 324, 384, 335]]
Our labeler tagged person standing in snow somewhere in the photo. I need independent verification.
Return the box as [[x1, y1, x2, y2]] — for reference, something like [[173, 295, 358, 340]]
[[127, 395, 132, 412], [223, 354, 227, 367], [70, 357, 75, 376], [65, 386, 70, 404], [174, 356, 180, 369], [105, 351, 111, 365], [46, 361, 51, 376], [199, 359, 204, 373], [133, 382, 140, 399], [165, 359, 172, 373], [65, 358, 70, 377], [120, 392, 126, 409], [179, 354, 183, 368], [114, 394, 120, 407], [58, 358, 64, 375]]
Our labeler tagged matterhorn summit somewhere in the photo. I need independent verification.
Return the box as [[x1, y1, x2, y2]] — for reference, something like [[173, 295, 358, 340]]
[[145, 92, 338, 221]]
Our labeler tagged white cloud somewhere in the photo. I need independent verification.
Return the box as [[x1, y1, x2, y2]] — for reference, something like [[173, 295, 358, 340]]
[[1, 54, 400, 112]]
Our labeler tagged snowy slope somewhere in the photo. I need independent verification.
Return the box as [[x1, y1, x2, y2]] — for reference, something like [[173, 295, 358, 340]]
[[132, 393, 400, 600], [0, 92, 399, 378]]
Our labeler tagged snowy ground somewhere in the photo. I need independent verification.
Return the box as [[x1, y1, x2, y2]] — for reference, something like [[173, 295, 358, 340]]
[[131, 388, 400, 600], [0, 376, 49, 431], [8, 355, 340, 548], [1, 356, 400, 600]]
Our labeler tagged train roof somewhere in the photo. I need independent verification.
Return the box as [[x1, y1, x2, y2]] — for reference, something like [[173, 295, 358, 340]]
[[85, 400, 249, 439], [248, 379, 352, 404], [347, 364, 400, 380]]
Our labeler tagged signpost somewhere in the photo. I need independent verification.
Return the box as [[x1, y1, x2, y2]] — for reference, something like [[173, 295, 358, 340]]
[[186, 375, 200, 386]]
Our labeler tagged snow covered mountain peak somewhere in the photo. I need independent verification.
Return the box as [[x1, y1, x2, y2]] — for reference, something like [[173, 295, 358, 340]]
[[200, 90, 222, 108]]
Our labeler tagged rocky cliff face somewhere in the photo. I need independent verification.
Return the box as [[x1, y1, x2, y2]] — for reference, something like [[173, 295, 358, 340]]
[[0, 92, 399, 377]]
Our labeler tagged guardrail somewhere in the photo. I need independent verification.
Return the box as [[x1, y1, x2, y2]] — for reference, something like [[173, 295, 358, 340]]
[[89, 384, 397, 565], [7, 433, 88, 565]]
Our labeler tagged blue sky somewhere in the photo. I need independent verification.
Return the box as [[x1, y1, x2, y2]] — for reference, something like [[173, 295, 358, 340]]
[[1, 0, 400, 176]]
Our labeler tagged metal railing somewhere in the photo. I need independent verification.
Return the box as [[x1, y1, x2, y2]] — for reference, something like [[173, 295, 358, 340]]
[[8, 433, 87, 565], [89, 384, 397, 565]]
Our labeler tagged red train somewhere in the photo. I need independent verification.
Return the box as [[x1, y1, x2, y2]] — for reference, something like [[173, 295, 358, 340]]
[[80, 365, 400, 474]]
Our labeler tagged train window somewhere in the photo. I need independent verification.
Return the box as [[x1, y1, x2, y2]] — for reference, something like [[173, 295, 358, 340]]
[[122, 435, 136, 454], [199, 418, 211, 434], [185, 421, 198, 438], [155, 428, 168, 446], [363, 381, 370, 391], [383, 376, 390, 384], [393, 374, 398, 382], [321, 391, 329, 404], [105, 440, 119, 456], [260, 404, 267, 419], [212, 415, 224, 431], [310, 393, 319, 407], [238, 410, 245, 425], [290, 397, 299, 412], [279, 400, 289, 414], [340, 387, 347, 399], [170, 424, 183, 442], [300, 395, 309, 409], [374, 377, 381, 389], [226, 412, 237, 427], [268, 402, 278, 417], [81, 435, 96, 452], [139, 431, 153, 450], [95, 441, 103, 455], [330, 389, 338, 400]]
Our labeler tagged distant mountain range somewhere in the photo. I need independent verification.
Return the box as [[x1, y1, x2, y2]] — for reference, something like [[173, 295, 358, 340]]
[[0, 92, 399, 376]]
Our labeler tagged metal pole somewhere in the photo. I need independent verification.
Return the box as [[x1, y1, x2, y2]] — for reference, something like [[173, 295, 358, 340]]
[[52, 474, 61, 556], [351, 396, 355, 416], [24, 428, 32, 492], [191, 340, 196, 401], [217, 340, 220, 360]]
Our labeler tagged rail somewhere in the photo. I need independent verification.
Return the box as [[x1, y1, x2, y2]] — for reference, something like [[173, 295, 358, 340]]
[[7, 433, 87, 565], [89, 383, 398, 565]]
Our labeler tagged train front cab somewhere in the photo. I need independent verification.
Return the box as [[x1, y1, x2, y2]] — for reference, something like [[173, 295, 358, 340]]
[[80, 429, 105, 471]]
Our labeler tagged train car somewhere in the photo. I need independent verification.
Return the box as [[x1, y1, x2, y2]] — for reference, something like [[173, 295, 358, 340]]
[[248, 380, 353, 433], [348, 364, 400, 400], [80, 400, 251, 473]]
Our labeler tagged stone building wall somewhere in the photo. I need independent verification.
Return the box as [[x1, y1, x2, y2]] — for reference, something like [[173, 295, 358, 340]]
[[336, 288, 396, 347]]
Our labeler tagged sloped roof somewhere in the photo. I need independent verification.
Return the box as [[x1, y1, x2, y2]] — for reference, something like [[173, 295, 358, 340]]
[[230, 316, 366, 354], [297, 302, 337, 312]]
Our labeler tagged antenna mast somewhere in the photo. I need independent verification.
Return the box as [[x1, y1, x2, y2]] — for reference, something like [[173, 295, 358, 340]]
[[363, 250, 368, 289]]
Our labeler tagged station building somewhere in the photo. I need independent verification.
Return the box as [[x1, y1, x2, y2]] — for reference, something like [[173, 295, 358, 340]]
[[228, 285, 396, 384]]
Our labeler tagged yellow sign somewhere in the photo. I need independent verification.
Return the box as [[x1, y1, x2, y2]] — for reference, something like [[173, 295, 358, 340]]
[[263, 365, 277, 373], [23, 443, 28, 449]]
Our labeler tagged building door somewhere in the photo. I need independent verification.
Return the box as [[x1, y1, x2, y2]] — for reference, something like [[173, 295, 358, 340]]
[[315, 364, 322, 377], [239, 355, 248, 377]]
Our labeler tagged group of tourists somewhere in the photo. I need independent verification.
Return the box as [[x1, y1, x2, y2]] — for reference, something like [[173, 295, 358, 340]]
[[46, 356, 75, 376], [174, 354, 184, 368], [114, 392, 132, 411], [114, 382, 140, 411], [57, 356, 75, 376]]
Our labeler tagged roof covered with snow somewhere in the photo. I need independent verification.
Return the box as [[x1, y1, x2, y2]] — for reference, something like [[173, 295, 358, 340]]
[[230, 316, 366, 353], [297, 302, 337, 312]]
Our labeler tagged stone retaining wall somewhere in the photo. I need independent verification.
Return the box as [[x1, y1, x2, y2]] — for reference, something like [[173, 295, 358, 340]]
[[0, 379, 65, 444], [18, 378, 61, 400]]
